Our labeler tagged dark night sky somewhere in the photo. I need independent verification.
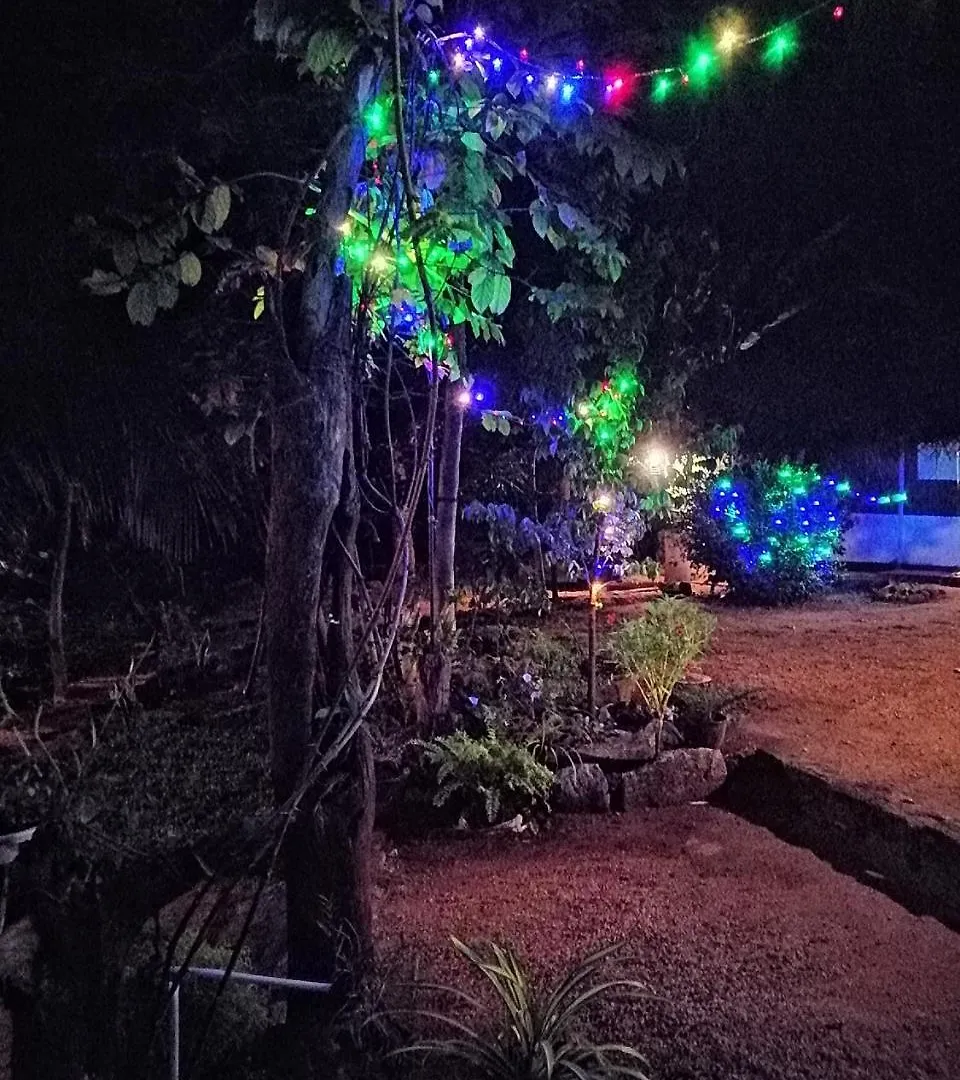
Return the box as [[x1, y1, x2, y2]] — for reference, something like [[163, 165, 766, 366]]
[[2, 0, 958, 455]]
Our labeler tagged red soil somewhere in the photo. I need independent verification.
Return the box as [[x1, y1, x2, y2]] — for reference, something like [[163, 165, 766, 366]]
[[378, 809, 960, 1080], [696, 591, 960, 824]]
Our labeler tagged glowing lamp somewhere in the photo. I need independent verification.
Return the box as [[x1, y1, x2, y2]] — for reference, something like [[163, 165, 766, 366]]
[[594, 492, 614, 512], [427, 69, 440, 87], [545, 73, 559, 92], [456, 388, 473, 407], [577, 59, 585, 72], [832, 5, 844, 19], [474, 24, 485, 40], [525, 73, 535, 85], [492, 56, 502, 72], [560, 82, 574, 103], [464, 37, 474, 51], [474, 391, 485, 402], [717, 28, 740, 54], [453, 50, 465, 70], [519, 48, 529, 61], [646, 446, 670, 474]]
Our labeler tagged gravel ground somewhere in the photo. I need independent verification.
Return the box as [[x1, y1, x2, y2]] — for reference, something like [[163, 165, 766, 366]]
[[378, 808, 960, 1080], [693, 591, 960, 824]]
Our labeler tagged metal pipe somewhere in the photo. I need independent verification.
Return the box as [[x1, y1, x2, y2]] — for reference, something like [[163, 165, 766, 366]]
[[170, 984, 180, 1080], [186, 967, 333, 992], [167, 968, 331, 1080]]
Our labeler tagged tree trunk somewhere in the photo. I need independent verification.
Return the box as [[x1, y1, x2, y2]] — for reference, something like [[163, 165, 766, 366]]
[[421, 364, 465, 729], [48, 481, 73, 703], [263, 86, 373, 1040]]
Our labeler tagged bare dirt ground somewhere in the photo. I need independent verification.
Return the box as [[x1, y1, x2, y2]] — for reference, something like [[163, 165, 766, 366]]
[[379, 809, 960, 1080], [692, 591, 960, 824]]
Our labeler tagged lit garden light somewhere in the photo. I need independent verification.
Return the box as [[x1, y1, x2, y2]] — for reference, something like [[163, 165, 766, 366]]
[[593, 491, 614, 512], [456, 387, 473, 408], [645, 445, 671, 475]]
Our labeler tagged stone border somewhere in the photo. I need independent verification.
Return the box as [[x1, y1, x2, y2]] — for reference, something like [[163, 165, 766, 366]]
[[716, 750, 960, 931]]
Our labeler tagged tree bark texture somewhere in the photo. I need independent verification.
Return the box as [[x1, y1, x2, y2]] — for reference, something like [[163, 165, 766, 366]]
[[48, 481, 73, 703], [421, 365, 465, 730], [263, 86, 375, 1021]]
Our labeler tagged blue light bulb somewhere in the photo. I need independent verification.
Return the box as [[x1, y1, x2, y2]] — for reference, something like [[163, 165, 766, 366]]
[[492, 57, 503, 72], [560, 82, 574, 103]]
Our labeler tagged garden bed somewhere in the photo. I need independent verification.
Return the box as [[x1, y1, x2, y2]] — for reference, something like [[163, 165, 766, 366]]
[[378, 808, 960, 1080]]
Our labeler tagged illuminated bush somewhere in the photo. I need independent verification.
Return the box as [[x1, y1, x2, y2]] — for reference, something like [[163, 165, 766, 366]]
[[688, 460, 850, 604]]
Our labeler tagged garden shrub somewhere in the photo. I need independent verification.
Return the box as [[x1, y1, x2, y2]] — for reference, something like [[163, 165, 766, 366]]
[[609, 598, 716, 751], [418, 729, 553, 826], [398, 939, 650, 1080], [687, 460, 849, 604]]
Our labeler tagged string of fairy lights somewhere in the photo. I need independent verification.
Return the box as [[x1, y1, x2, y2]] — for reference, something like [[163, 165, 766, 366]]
[[425, 1, 848, 111], [708, 464, 906, 576]]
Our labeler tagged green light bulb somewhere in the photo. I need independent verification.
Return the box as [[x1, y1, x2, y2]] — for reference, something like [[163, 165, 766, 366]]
[[364, 101, 388, 135], [759, 551, 773, 566], [835, 481, 851, 494], [427, 69, 440, 87], [764, 26, 797, 69], [652, 75, 671, 103]]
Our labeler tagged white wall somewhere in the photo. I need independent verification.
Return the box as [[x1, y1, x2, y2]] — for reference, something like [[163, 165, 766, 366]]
[[844, 513, 960, 568]]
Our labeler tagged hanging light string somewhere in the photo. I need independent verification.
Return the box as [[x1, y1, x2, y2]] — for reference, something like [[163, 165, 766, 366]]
[[422, 1, 846, 108]]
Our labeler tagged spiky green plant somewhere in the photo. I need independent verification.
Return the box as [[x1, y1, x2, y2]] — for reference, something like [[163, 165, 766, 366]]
[[398, 939, 651, 1080]]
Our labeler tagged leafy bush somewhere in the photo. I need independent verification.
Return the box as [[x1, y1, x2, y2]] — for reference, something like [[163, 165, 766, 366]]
[[419, 730, 554, 826], [610, 599, 715, 751], [687, 460, 849, 604], [399, 939, 650, 1080]]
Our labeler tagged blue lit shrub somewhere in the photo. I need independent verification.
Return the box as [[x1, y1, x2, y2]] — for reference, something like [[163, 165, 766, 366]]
[[688, 460, 849, 604]]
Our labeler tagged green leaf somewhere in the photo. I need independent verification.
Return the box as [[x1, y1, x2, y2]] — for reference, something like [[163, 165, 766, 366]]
[[530, 200, 550, 239], [485, 111, 506, 141], [178, 251, 202, 286], [487, 273, 511, 316], [481, 411, 498, 433], [253, 286, 265, 321], [136, 233, 165, 265], [496, 415, 511, 436], [112, 237, 138, 277], [126, 281, 158, 326], [196, 184, 231, 234], [469, 266, 492, 311], [154, 275, 179, 310], [81, 268, 125, 296], [460, 131, 486, 154], [304, 28, 357, 77], [556, 202, 579, 230]]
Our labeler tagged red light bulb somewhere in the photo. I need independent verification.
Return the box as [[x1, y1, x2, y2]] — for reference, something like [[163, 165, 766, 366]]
[[832, 4, 844, 19], [681, 73, 690, 86], [576, 58, 585, 72], [519, 48, 529, 61]]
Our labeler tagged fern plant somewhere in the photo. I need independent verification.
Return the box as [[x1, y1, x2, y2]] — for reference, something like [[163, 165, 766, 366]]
[[398, 939, 650, 1079], [610, 598, 716, 753], [419, 730, 553, 825]]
